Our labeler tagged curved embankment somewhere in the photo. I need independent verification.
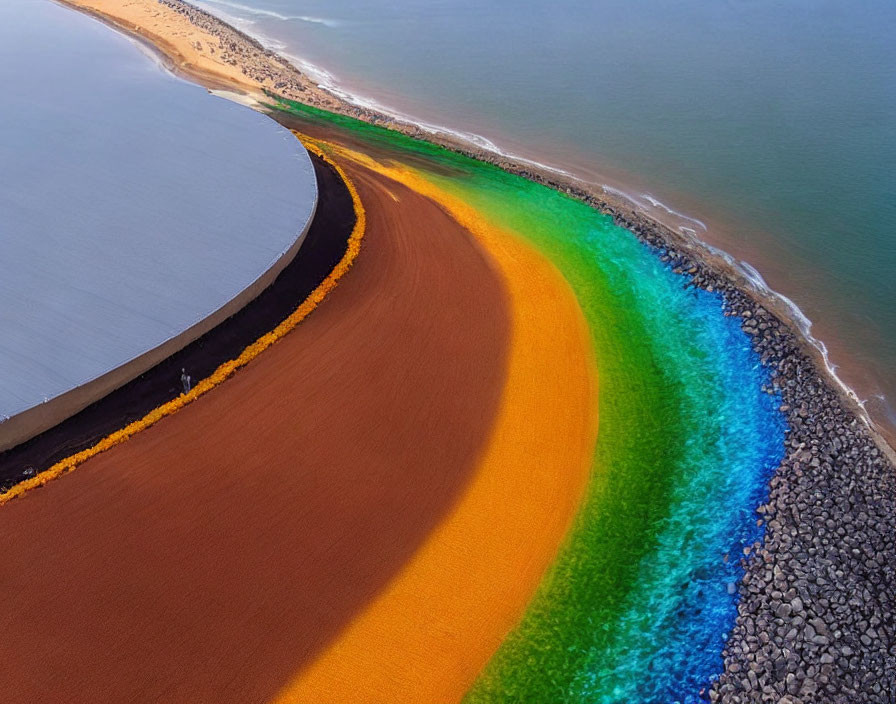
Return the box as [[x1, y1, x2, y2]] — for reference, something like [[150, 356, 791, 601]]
[[272, 104, 786, 703], [0, 153, 349, 492], [271, 139, 596, 703], [0, 137, 597, 703], [0, 0, 320, 454]]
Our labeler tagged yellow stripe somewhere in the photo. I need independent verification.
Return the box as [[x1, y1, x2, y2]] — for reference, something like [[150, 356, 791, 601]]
[[0, 137, 364, 507], [271, 144, 598, 704]]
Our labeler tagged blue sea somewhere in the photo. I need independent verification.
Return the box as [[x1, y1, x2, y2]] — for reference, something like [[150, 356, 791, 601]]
[[195, 0, 896, 436]]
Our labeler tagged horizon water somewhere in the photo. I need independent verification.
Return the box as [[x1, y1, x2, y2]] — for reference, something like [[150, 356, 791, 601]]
[[195, 0, 896, 438]]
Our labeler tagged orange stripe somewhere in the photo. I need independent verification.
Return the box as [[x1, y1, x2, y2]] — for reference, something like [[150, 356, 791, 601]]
[[0, 138, 363, 507], [271, 146, 598, 704]]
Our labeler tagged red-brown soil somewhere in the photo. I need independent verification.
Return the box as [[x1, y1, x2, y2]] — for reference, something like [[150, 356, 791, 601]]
[[0, 155, 353, 490], [0, 161, 510, 703]]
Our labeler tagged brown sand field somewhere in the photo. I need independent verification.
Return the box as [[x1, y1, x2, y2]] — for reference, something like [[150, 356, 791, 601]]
[[0, 161, 511, 703], [272, 145, 598, 704]]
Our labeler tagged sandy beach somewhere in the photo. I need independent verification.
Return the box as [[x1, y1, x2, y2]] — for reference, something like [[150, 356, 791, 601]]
[[56, 0, 334, 104]]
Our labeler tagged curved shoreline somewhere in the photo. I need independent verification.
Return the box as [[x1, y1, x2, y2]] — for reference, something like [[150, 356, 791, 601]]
[[28, 1, 896, 700], [203, 11, 894, 452], [0, 150, 353, 500], [55, 0, 894, 458]]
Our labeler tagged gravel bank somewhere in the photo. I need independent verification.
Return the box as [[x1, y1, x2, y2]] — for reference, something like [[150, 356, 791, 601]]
[[612, 212, 896, 702]]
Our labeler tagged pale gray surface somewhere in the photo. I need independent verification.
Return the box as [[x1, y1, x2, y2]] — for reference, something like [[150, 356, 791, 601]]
[[0, 0, 316, 421]]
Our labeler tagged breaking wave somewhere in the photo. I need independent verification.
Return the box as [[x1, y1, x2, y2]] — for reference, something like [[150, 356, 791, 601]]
[[199, 0, 339, 26]]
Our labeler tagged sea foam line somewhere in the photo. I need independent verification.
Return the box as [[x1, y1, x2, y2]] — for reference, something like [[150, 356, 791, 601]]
[[198, 0, 339, 26], [197, 8, 581, 182], [735, 260, 872, 424], [601, 182, 875, 425], [196, 1, 881, 435], [283, 54, 581, 181], [602, 186, 708, 232], [643, 193, 708, 231]]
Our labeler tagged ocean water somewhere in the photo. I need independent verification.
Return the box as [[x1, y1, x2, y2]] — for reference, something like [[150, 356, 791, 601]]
[[195, 0, 896, 436]]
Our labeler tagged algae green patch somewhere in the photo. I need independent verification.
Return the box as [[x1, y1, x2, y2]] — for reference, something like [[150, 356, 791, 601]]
[[271, 97, 785, 703]]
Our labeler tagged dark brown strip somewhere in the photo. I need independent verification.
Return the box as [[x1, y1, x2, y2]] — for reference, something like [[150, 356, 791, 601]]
[[0, 158, 510, 703], [0, 154, 352, 491]]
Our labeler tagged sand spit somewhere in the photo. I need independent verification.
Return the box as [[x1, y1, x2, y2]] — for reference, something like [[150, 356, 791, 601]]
[[55, 0, 333, 103], [32, 0, 896, 700], [0, 154, 512, 702]]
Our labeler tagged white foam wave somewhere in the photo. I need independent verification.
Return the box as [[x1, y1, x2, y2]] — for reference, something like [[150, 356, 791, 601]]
[[296, 15, 337, 27], [200, 0, 339, 26], [280, 52, 343, 92], [601, 184, 640, 204], [600, 187, 709, 233], [642, 194, 708, 231], [603, 183, 874, 427], [733, 261, 872, 425], [179, 7, 577, 182], [274, 49, 581, 180]]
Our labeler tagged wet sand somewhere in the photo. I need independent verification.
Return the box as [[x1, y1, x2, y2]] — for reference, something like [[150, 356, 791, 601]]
[[0, 158, 511, 703]]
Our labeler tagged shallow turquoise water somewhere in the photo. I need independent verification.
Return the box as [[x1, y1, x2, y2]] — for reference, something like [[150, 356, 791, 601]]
[[275, 100, 787, 701]]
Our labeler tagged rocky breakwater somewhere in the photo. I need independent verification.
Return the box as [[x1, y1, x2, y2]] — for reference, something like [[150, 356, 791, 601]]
[[156, 0, 432, 133], [157, 0, 333, 106], [709, 338, 896, 701], [481, 152, 896, 699], [603, 210, 896, 702]]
